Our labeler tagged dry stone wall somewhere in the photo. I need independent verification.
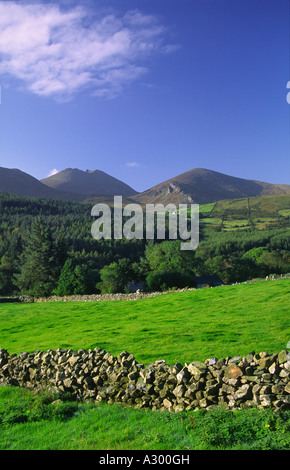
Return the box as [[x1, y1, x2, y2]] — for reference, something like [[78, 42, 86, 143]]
[[24, 288, 197, 303], [0, 348, 290, 412]]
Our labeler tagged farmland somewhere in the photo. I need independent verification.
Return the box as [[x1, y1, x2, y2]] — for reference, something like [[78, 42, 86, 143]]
[[1, 278, 289, 367], [199, 194, 290, 232], [0, 278, 290, 450]]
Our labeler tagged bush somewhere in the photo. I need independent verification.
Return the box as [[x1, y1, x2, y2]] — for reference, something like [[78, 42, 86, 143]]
[[146, 270, 195, 291], [96, 259, 135, 294]]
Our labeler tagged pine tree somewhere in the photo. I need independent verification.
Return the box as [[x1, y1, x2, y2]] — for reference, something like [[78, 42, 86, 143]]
[[53, 258, 75, 296], [53, 258, 91, 296], [0, 255, 14, 295], [15, 216, 58, 296]]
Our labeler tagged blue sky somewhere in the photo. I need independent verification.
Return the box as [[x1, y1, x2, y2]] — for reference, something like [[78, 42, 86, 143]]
[[0, 0, 289, 193]]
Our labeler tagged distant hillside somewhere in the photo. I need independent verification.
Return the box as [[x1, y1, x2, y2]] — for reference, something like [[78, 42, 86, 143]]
[[1, 166, 289, 206], [199, 193, 290, 232], [134, 168, 290, 205], [0, 167, 83, 202], [41, 168, 138, 198]]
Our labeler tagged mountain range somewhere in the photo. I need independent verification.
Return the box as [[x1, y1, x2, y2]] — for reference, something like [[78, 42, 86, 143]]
[[0, 166, 289, 206], [41, 168, 138, 198], [133, 168, 290, 205]]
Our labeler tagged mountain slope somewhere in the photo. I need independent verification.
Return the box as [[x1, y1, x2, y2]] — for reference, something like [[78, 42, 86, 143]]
[[134, 168, 290, 205], [0, 167, 83, 201], [1, 166, 289, 206], [41, 168, 138, 197]]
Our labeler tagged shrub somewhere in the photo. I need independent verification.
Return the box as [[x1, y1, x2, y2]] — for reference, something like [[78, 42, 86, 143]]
[[146, 270, 195, 291]]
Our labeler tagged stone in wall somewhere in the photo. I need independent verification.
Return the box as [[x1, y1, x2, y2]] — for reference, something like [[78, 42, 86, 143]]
[[0, 348, 289, 412]]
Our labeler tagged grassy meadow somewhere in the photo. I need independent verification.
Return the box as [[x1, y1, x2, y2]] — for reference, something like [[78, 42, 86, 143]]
[[0, 278, 289, 365], [199, 194, 290, 232], [1, 385, 290, 450], [1, 278, 290, 450]]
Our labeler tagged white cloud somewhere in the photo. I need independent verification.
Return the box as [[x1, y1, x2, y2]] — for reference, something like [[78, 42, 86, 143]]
[[0, 2, 174, 100], [47, 168, 59, 177], [126, 161, 144, 168]]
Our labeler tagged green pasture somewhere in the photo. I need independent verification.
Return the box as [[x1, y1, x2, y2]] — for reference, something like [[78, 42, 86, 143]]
[[212, 194, 290, 218], [0, 279, 289, 365], [0, 279, 290, 451], [1, 385, 290, 450], [200, 217, 222, 225], [198, 203, 216, 213], [197, 194, 290, 232], [253, 218, 277, 230], [141, 195, 290, 233], [278, 209, 290, 217]]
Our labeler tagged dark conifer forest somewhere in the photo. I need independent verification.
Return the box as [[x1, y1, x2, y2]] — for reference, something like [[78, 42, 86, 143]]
[[0, 192, 289, 296]]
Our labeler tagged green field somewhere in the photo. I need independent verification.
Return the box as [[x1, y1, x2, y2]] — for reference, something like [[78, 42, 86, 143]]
[[1, 385, 290, 450], [199, 194, 290, 232], [1, 279, 289, 365], [1, 279, 290, 450]]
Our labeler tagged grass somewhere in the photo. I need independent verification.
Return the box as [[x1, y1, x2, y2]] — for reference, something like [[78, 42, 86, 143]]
[[198, 194, 290, 232], [198, 203, 216, 214], [0, 279, 289, 365], [0, 386, 290, 450], [151, 195, 290, 232], [201, 217, 222, 225], [278, 209, 290, 217], [212, 194, 290, 218], [0, 279, 290, 450]]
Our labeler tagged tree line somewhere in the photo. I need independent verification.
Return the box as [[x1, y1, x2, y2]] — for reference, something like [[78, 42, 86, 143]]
[[0, 193, 289, 296]]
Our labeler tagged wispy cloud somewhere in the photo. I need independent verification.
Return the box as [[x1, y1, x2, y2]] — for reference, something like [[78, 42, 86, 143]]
[[47, 168, 59, 177], [126, 161, 144, 168], [0, 2, 175, 100]]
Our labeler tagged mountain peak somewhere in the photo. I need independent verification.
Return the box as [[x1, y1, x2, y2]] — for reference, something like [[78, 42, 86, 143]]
[[1, 166, 289, 205], [134, 167, 290, 205], [0, 167, 82, 201], [41, 167, 138, 197]]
